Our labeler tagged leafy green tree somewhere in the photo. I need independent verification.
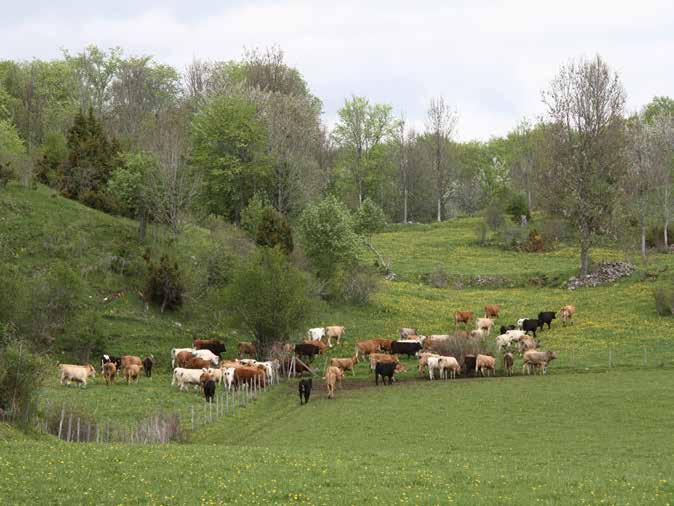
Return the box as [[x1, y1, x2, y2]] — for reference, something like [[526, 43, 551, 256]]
[[227, 248, 315, 356], [144, 251, 184, 313], [240, 192, 269, 235], [333, 96, 395, 206], [0, 119, 25, 185], [190, 95, 270, 222], [0, 342, 47, 423], [256, 207, 293, 254], [643, 96, 674, 125], [355, 197, 386, 240], [298, 196, 359, 279]]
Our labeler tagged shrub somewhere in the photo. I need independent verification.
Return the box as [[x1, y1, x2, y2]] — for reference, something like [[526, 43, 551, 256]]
[[354, 198, 387, 240], [298, 196, 359, 279], [474, 221, 488, 245], [227, 248, 316, 356], [485, 202, 505, 231], [205, 248, 234, 288], [240, 193, 268, 235], [506, 193, 530, 223], [653, 287, 674, 316], [144, 252, 184, 312], [0, 341, 47, 425], [431, 335, 494, 369], [521, 229, 545, 252], [0, 162, 12, 188], [336, 265, 380, 305], [256, 207, 293, 254]]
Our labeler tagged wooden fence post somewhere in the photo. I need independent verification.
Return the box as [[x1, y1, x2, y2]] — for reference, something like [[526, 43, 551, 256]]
[[76, 417, 80, 443], [67, 413, 73, 442], [57, 405, 65, 440]]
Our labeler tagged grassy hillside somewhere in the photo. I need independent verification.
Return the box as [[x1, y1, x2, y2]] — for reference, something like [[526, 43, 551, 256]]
[[2, 370, 673, 504]]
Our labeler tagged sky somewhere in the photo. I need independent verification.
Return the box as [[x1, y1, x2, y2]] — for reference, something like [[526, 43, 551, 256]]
[[2, 0, 674, 141]]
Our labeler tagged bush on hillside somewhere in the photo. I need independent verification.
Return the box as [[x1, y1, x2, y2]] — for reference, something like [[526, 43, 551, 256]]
[[653, 287, 674, 316], [0, 341, 47, 426], [240, 192, 268, 235], [144, 252, 184, 312], [227, 248, 316, 357], [335, 265, 380, 305], [256, 207, 293, 254], [0, 162, 12, 188], [431, 335, 494, 370], [506, 192, 530, 223]]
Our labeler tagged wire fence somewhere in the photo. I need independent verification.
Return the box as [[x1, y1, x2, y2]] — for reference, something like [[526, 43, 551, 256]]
[[1, 374, 273, 444]]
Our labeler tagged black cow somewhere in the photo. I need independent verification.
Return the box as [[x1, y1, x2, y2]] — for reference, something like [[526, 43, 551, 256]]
[[499, 324, 517, 335], [194, 339, 227, 357], [390, 341, 422, 358], [521, 319, 540, 337], [294, 343, 320, 362], [375, 362, 397, 385], [538, 312, 556, 330], [142, 356, 154, 378], [298, 378, 312, 405], [101, 354, 122, 372], [203, 379, 216, 403]]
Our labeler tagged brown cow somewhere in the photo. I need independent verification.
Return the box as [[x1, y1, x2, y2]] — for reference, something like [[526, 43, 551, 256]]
[[329, 355, 359, 376], [371, 338, 393, 352], [184, 357, 212, 369], [503, 352, 514, 376], [120, 355, 142, 369], [454, 311, 473, 327], [238, 341, 257, 358], [305, 339, 328, 354], [124, 364, 141, 384], [355, 340, 379, 359], [175, 351, 194, 368], [484, 304, 500, 318], [368, 353, 399, 372], [233, 366, 267, 388], [323, 366, 344, 399], [103, 362, 117, 385], [560, 305, 576, 326], [476, 354, 496, 377]]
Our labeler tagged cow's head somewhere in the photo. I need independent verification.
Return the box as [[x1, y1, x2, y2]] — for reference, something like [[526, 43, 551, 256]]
[[87, 364, 96, 377]]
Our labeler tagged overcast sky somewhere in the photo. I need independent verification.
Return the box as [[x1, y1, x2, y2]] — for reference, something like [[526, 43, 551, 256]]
[[2, 0, 673, 140]]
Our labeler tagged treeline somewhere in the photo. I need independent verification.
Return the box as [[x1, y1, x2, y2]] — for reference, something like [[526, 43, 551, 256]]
[[1, 47, 674, 270]]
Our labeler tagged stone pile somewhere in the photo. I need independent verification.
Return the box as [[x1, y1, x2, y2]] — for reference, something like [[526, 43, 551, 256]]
[[565, 261, 635, 290]]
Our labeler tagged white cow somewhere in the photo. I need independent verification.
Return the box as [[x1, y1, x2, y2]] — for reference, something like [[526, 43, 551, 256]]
[[203, 367, 224, 385], [59, 364, 96, 387], [427, 356, 443, 380], [192, 349, 219, 366], [439, 356, 460, 379], [172, 368, 204, 391], [223, 367, 237, 391], [307, 327, 327, 345], [171, 348, 195, 368]]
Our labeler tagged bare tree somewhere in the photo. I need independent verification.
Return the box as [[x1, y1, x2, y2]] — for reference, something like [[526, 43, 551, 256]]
[[393, 116, 414, 223], [426, 97, 458, 221], [649, 113, 674, 247], [541, 55, 627, 275]]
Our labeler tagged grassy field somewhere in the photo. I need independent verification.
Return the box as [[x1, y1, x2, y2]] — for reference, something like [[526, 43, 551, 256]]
[[3, 183, 674, 504], [2, 369, 673, 504]]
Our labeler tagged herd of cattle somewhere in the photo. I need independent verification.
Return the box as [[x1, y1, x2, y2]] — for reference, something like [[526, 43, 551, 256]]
[[56, 304, 573, 406]]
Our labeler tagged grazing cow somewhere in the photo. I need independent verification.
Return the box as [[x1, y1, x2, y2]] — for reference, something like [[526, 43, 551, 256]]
[[203, 379, 216, 403], [427, 356, 443, 380], [484, 304, 500, 318], [324, 366, 344, 399], [185, 357, 213, 370], [399, 327, 418, 339], [440, 356, 461, 379], [422, 335, 450, 352], [142, 356, 154, 378], [369, 353, 399, 372], [101, 354, 122, 372], [192, 349, 219, 366], [355, 340, 380, 359], [476, 354, 496, 376], [171, 348, 194, 368], [103, 362, 117, 385], [560, 305, 576, 326], [417, 352, 438, 376], [175, 350, 195, 368], [219, 359, 242, 369], [237, 341, 257, 358], [299, 378, 312, 405], [475, 317, 495, 336], [233, 366, 267, 389], [59, 364, 96, 387], [371, 338, 394, 352], [124, 364, 141, 384], [325, 326, 346, 346], [172, 368, 204, 391], [519, 336, 538, 354], [193, 339, 226, 357], [523, 350, 557, 375], [255, 360, 280, 384], [538, 312, 556, 330], [375, 362, 406, 385], [521, 319, 540, 337], [330, 355, 359, 376], [503, 352, 514, 376], [470, 329, 487, 340], [454, 311, 473, 327], [307, 327, 327, 345], [203, 367, 224, 385], [390, 340, 422, 358], [495, 333, 523, 352], [499, 324, 517, 335], [121, 355, 142, 370], [295, 342, 321, 362]]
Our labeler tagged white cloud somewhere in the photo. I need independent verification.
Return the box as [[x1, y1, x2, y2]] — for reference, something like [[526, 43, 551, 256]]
[[3, 0, 674, 140]]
